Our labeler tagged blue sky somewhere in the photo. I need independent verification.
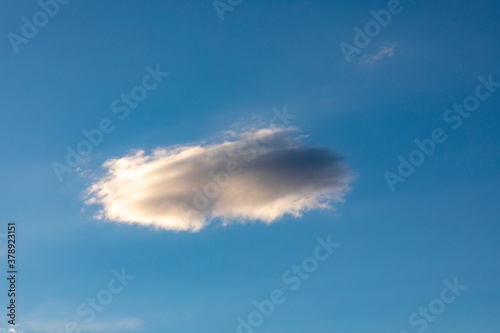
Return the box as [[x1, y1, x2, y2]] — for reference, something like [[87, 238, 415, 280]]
[[1, 0, 500, 332]]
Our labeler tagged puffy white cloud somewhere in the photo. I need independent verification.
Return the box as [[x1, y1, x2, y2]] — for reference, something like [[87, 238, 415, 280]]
[[85, 127, 352, 231]]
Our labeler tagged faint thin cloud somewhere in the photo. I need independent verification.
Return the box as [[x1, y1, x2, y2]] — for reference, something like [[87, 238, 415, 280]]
[[359, 45, 395, 64], [83, 319, 144, 332], [24, 318, 143, 333]]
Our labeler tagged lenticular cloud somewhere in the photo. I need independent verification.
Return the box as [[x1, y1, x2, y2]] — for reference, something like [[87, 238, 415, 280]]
[[84, 127, 353, 231]]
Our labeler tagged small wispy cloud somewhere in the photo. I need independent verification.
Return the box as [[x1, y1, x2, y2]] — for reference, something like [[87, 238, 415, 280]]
[[0, 327, 24, 333], [359, 45, 395, 64], [0, 328, 19, 333], [84, 126, 353, 231]]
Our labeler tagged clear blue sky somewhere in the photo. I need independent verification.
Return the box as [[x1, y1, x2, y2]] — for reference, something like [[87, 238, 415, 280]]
[[1, 0, 499, 332]]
